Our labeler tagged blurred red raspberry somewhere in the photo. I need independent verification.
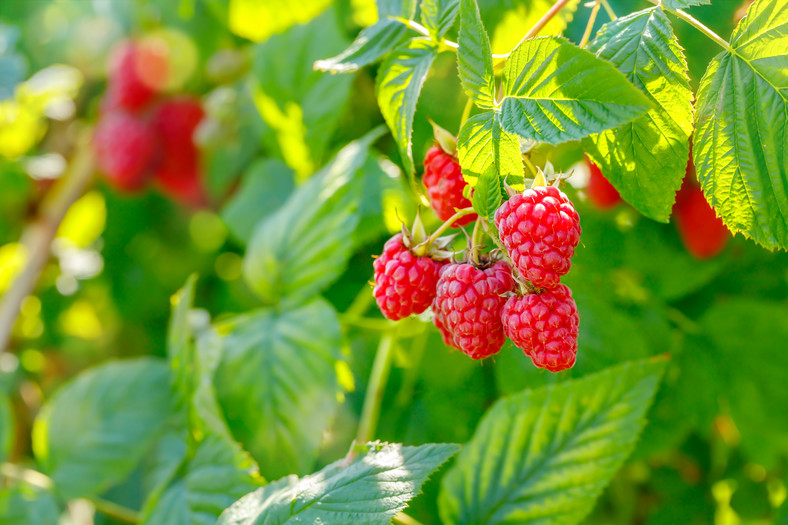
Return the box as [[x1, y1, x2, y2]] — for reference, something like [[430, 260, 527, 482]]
[[106, 40, 168, 112], [586, 158, 621, 209], [423, 146, 477, 227], [93, 111, 156, 192]]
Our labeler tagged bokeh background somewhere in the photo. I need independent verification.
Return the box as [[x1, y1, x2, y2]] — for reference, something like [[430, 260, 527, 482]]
[[1, 0, 787, 524]]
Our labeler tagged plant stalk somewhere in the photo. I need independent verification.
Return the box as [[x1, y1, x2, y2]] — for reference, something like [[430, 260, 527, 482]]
[[514, 0, 576, 50], [649, 1, 732, 51], [460, 97, 474, 128], [356, 332, 397, 444], [0, 130, 94, 356], [600, 0, 616, 20], [423, 207, 476, 246], [1, 463, 139, 523], [579, 1, 601, 48]]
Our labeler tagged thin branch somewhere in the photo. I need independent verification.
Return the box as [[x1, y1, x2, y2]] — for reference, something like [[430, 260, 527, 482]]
[[0, 130, 94, 355], [356, 332, 396, 444], [600, 0, 617, 20], [579, 2, 601, 48]]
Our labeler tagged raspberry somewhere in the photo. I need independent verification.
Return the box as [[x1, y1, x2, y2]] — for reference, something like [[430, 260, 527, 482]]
[[93, 111, 156, 192], [432, 261, 514, 359], [107, 41, 168, 111], [586, 158, 621, 210], [423, 146, 477, 227], [674, 177, 728, 259], [373, 234, 444, 320], [152, 97, 206, 205], [501, 284, 579, 372], [494, 186, 581, 289]]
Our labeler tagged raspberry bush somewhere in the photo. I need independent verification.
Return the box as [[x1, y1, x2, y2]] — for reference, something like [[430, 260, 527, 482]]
[[1, 1, 787, 524]]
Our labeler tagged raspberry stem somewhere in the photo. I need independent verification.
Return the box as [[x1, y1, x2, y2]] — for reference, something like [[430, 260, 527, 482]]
[[423, 207, 475, 246], [470, 218, 484, 265], [356, 332, 396, 444]]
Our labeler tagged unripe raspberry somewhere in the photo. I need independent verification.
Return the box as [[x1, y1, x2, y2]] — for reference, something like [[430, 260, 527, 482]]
[[586, 158, 621, 209], [432, 261, 514, 359], [93, 111, 156, 192], [494, 186, 581, 289], [107, 40, 168, 111], [501, 284, 579, 372], [152, 97, 206, 205], [674, 178, 728, 259], [423, 146, 477, 227], [373, 234, 445, 320]]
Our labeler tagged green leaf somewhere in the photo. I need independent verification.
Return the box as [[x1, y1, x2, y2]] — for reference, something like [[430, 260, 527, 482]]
[[0, 392, 11, 464], [376, 38, 438, 175], [143, 281, 260, 525], [217, 442, 460, 524], [314, 21, 411, 73], [314, 0, 418, 73], [421, 0, 460, 38], [32, 358, 174, 500], [500, 36, 651, 144], [221, 159, 295, 245], [243, 129, 383, 306], [141, 432, 259, 525], [661, 0, 710, 9], [458, 0, 496, 108], [439, 358, 667, 525], [0, 485, 60, 525], [583, 7, 693, 222], [471, 163, 502, 220], [457, 110, 522, 188], [213, 298, 343, 479], [693, 0, 788, 250], [252, 11, 353, 174], [228, 0, 330, 42]]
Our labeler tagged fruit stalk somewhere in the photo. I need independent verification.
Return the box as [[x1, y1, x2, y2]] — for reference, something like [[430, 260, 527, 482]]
[[356, 332, 397, 444], [0, 131, 94, 355]]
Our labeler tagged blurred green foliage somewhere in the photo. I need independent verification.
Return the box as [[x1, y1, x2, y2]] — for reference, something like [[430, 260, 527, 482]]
[[1, 0, 787, 524]]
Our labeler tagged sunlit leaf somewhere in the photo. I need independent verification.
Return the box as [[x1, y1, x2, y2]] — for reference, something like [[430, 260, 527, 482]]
[[217, 442, 460, 524], [693, 0, 788, 250], [584, 7, 693, 222]]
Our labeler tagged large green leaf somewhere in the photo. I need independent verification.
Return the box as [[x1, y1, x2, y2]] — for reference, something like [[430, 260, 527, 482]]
[[143, 280, 260, 525], [217, 442, 460, 524], [693, 0, 788, 250], [213, 298, 343, 480], [221, 159, 294, 245], [0, 392, 11, 464], [0, 485, 60, 525], [243, 129, 382, 306], [661, 0, 710, 9], [439, 358, 666, 525], [32, 358, 174, 499], [500, 36, 651, 144], [458, 0, 496, 108], [421, 0, 460, 39], [314, 0, 418, 73], [583, 7, 693, 222], [376, 38, 438, 175], [457, 110, 522, 187], [252, 11, 353, 171]]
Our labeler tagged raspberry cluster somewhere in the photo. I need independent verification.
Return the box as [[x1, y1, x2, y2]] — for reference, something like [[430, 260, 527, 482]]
[[372, 124, 583, 372], [93, 39, 206, 206]]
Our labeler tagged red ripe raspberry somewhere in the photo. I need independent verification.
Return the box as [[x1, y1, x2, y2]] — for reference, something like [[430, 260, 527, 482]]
[[495, 186, 581, 289], [432, 261, 514, 359], [93, 111, 156, 192], [373, 234, 444, 320], [107, 41, 168, 111], [586, 158, 621, 209], [501, 284, 579, 372], [674, 178, 728, 259], [152, 97, 206, 205], [423, 146, 477, 227]]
